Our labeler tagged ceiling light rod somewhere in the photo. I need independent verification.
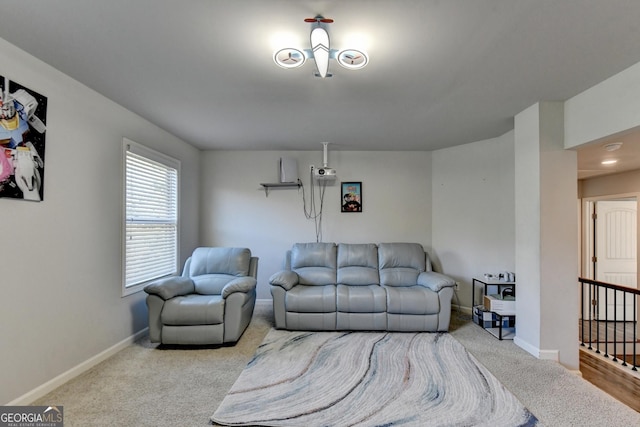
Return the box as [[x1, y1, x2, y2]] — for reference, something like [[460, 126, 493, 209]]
[[322, 142, 330, 167], [273, 16, 369, 78]]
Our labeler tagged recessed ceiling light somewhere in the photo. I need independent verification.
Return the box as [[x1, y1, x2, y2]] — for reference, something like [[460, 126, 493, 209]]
[[603, 142, 623, 151], [601, 159, 618, 165]]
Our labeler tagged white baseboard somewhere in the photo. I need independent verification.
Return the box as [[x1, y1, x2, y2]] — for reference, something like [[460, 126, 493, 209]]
[[513, 336, 540, 358], [538, 349, 560, 362], [255, 298, 272, 308], [455, 305, 473, 316], [513, 336, 560, 363], [8, 328, 149, 406]]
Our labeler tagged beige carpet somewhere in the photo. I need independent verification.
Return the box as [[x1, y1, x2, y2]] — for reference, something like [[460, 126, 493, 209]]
[[31, 302, 640, 426]]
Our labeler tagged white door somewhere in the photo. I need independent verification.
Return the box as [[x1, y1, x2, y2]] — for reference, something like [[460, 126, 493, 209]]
[[595, 200, 637, 320]]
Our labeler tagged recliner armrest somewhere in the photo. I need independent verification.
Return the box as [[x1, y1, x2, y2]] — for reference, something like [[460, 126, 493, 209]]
[[222, 276, 257, 298], [269, 270, 299, 291], [418, 271, 456, 292], [144, 276, 194, 300]]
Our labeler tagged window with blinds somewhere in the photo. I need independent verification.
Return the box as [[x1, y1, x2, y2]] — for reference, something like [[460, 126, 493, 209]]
[[123, 139, 180, 295]]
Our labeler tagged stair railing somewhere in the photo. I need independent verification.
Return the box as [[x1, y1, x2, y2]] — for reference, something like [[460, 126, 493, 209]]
[[579, 277, 639, 371]]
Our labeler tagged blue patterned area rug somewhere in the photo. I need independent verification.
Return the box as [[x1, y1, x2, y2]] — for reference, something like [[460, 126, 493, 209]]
[[211, 330, 539, 427]]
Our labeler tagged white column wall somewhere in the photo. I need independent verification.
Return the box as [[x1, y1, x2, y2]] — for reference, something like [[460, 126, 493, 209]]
[[514, 104, 543, 353], [515, 102, 579, 369]]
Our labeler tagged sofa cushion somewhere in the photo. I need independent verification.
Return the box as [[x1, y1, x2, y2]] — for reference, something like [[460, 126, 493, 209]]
[[379, 243, 425, 287], [385, 285, 440, 315], [337, 243, 379, 285], [291, 242, 337, 285], [337, 284, 386, 313], [161, 294, 224, 325], [285, 285, 337, 313]]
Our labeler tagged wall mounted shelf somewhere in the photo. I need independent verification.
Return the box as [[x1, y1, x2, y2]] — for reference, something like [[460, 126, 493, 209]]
[[260, 180, 301, 196]]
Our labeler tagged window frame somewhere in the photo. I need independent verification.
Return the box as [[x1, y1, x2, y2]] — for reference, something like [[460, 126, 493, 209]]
[[122, 138, 180, 296]]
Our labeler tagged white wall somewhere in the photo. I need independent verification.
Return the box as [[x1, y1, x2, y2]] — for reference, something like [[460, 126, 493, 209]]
[[580, 169, 640, 198], [565, 60, 640, 149], [513, 104, 544, 354], [200, 150, 432, 299], [514, 102, 579, 369], [431, 132, 516, 310], [0, 38, 201, 404]]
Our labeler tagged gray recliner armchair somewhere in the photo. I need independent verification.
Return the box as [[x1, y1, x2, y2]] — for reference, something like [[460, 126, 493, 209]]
[[144, 247, 258, 345]]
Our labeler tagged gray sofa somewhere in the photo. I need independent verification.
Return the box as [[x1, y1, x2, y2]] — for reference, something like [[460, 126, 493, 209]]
[[144, 247, 258, 345], [269, 242, 456, 332]]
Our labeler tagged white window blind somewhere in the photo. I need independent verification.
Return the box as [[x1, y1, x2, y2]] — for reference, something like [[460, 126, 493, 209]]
[[124, 139, 179, 292]]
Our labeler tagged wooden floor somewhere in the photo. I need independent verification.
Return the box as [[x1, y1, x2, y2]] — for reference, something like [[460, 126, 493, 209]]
[[580, 348, 640, 413], [579, 319, 640, 412]]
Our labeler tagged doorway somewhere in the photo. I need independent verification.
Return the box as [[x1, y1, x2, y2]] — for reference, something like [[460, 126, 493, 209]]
[[583, 196, 638, 321]]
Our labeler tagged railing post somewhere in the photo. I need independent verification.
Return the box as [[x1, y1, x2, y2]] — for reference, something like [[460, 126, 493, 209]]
[[588, 282, 593, 350], [603, 286, 609, 358], [634, 295, 638, 372], [622, 292, 628, 367], [581, 281, 585, 347]]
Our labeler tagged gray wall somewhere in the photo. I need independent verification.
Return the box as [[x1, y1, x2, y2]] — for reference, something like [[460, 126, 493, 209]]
[[0, 38, 201, 404], [199, 150, 432, 299], [431, 131, 516, 310]]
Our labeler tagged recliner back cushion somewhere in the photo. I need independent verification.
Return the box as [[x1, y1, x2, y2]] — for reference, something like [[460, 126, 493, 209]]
[[189, 247, 251, 294], [378, 243, 425, 287], [337, 243, 379, 285], [291, 242, 337, 286]]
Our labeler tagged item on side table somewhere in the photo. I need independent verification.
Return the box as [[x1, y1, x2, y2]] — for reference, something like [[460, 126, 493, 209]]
[[484, 294, 516, 313]]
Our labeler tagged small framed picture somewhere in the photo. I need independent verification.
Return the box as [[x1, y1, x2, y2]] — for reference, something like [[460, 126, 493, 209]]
[[341, 182, 362, 213]]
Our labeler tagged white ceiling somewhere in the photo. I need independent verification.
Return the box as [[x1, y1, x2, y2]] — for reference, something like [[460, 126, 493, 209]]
[[2, 0, 640, 176]]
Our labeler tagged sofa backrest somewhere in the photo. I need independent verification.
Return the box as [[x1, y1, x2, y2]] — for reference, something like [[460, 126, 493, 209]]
[[290, 242, 337, 286], [337, 243, 379, 285], [378, 243, 426, 287], [189, 247, 252, 294]]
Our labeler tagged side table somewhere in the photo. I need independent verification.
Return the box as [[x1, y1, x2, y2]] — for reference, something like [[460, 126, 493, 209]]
[[471, 277, 516, 340], [471, 277, 516, 307], [487, 311, 516, 340]]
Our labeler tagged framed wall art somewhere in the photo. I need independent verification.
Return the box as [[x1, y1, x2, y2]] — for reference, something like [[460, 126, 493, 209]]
[[341, 181, 362, 213], [0, 75, 47, 202]]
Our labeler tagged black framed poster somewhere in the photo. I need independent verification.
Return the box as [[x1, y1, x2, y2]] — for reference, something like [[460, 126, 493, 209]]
[[341, 181, 362, 212]]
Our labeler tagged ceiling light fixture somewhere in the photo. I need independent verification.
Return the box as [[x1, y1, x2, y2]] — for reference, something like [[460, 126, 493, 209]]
[[603, 142, 623, 151], [273, 16, 369, 78], [601, 159, 618, 165]]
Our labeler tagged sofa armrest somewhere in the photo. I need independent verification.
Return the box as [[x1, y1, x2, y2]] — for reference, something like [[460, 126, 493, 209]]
[[418, 271, 456, 292], [269, 270, 299, 291], [222, 276, 257, 298], [144, 276, 194, 300]]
